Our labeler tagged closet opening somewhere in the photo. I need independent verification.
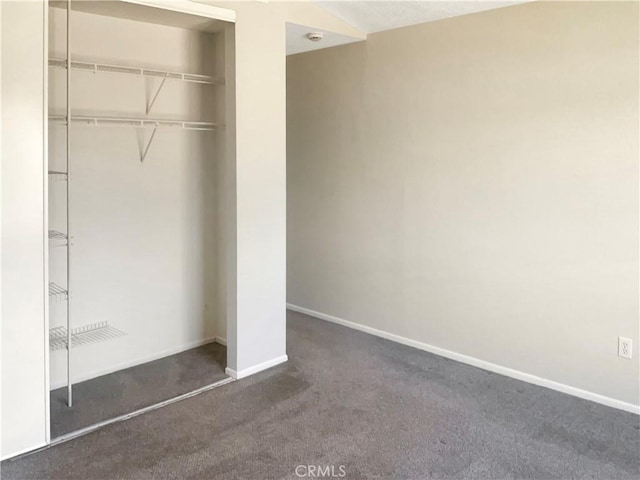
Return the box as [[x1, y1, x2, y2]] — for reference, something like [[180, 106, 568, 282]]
[[47, 0, 234, 440]]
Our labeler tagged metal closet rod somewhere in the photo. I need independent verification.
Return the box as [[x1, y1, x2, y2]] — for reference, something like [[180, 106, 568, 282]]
[[48, 58, 224, 86], [49, 115, 217, 131]]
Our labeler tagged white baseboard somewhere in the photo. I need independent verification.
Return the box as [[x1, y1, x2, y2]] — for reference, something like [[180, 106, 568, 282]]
[[50, 336, 218, 390], [225, 355, 288, 380], [287, 303, 640, 415], [213, 336, 227, 346]]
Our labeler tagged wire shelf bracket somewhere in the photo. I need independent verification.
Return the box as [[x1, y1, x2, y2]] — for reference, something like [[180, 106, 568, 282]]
[[141, 125, 159, 162], [49, 322, 126, 351], [147, 78, 166, 114]]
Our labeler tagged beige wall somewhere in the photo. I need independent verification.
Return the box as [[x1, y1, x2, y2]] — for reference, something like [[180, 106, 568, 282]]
[[287, 1, 640, 407]]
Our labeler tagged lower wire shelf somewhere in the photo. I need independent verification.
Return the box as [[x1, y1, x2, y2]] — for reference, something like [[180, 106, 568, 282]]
[[48, 230, 68, 241], [50, 321, 125, 351], [49, 282, 68, 300]]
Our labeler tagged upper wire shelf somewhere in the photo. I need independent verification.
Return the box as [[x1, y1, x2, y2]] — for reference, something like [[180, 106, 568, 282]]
[[49, 115, 217, 131], [49, 58, 224, 86], [48, 171, 68, 181]]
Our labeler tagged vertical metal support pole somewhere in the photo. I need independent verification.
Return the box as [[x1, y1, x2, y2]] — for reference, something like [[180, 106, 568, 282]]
[[66, 0, 73, 408]]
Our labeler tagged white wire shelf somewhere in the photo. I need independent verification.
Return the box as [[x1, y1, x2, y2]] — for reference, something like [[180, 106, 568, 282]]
[[49, 282, 68, 300], [48, 230, 68, 240], [49, 58, 224, 85], [49, 115, 217, 131], [48, 171, 68, 181], [49, 321, 126, 351]]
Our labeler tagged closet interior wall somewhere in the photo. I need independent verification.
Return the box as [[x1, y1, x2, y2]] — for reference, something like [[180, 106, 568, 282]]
[[48, 5, 227, 391]]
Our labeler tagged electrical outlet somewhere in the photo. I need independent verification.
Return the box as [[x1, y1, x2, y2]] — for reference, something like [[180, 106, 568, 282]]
[[618, 337, 632, 359]]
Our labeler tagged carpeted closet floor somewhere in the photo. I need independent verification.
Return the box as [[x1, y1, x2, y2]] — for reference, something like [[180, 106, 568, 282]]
[[3, 311, 639, 479], [50, 342, 228, 438]]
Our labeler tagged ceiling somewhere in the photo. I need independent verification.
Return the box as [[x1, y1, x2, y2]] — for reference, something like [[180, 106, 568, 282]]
[[288, 1, 530, 56], [287, 22, 365, 55], [314, 1, 529, 34]]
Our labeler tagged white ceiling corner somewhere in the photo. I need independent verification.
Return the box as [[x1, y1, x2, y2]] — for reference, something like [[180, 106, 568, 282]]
[[286, 22, 364, 56], [314, 1, 532, 34]]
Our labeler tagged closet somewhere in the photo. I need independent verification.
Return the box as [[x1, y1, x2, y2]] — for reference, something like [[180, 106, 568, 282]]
[[47, 0, 232, 439]]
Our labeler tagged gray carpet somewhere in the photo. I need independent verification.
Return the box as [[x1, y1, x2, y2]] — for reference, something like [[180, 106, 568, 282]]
[[3, 311, 639, 479], [50, 342, 227, 438]]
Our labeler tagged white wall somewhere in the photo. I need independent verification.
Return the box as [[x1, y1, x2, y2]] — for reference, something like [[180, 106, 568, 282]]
[[287, 1, 640, 409], [1, 0, 49, 459], [47, 8, 224, 388], [225, 2, 288, 375], [207, 0, 364, 377]]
